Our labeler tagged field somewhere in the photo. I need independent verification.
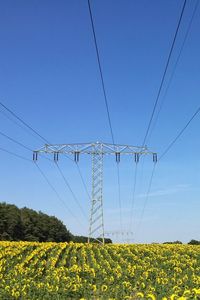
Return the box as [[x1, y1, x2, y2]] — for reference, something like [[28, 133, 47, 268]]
[[0, 242, 199, 299]]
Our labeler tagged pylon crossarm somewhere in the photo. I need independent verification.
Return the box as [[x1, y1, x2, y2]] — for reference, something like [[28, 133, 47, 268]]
[[34, 141, 157, 245], [34, 142, 156, 158]]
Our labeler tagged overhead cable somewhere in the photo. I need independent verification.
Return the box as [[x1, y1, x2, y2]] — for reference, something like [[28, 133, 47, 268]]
[[0, 100, 50, 144], [129, 162, 138, 231], [87, 0, 115, 144], [159, 106, 200, 160], [0, 146, 32, 162], [137, 104, 200, 236], [55, 162, 88, 220], [135, 163, 156, 237], [142, 0, 187, 146], [0, 101, 87, 221], [138, 0, 188, 240], [0, 126, 87, 229], [116, 164, 122, 233], [0, 108, 42, 140], [76, 162, 91, 201], [87, 0, 123, 235], [0, 130, 32, 152], [148, 0, 199, 141], [34, 162, 86, 229], [0, 130, 53, 163]]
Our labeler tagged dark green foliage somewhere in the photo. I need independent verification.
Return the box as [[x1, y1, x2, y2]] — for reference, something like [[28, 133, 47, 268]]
[[0, 203, 24, 241], [72, 235, 88, 243], [0, 202, 72, 242], [163, 241, 182, 244], [188, 239, 200, 245], [72, 235, 112, 244], [0, 202, 112, 243], [97, 237, 112, 244]]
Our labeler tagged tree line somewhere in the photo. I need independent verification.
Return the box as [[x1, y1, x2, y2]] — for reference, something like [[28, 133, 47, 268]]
[[0, 202, 112, 243], [163, 240, 200, 245]]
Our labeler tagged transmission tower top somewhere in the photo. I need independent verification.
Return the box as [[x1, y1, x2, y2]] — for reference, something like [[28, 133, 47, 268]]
[[33, 141, 157, 244], [33, 141, 157, 163]]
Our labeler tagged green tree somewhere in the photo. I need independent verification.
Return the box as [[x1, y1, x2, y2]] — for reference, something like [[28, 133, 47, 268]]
[[0, 202, 72, 242], [188, 239, 200, 245], [0, 202, 23, 241], [0, 202, 111, 243]]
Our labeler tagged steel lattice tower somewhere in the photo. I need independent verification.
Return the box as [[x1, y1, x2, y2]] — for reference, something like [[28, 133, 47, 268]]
[[89, 143, 104, 243], [33, 141, 157, 244]]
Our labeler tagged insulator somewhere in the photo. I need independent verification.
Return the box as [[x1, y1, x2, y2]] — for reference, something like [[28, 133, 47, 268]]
[[115, 152, 120, 163], [135, 153, 139, 163], [54, 152, 59, 162], [153, 153, 157, 163], [74, 151, 80, 163], [33, 152, 38, 161], [77, 152, 79, 162]]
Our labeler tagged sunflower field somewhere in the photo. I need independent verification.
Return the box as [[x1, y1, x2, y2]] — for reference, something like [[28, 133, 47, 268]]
[[0, 241, 199, 300]]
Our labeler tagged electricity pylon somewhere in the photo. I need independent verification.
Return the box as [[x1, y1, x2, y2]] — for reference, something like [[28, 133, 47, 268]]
[[33, 141, 157, 244]]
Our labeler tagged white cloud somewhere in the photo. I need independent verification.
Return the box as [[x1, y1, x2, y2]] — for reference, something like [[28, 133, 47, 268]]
[[137, 183, 192, 198]]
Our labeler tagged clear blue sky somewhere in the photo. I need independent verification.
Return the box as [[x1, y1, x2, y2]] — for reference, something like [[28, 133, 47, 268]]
[[0, 0, 199, 243]]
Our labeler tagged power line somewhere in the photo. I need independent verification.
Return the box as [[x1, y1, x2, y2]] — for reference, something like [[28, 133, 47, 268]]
[[137, 0, 187, 241], [0, 130, 53, 163], [35, 142, 153, 243], [0, 132, 55, 164], [87, 0, 115, 144], [0, 107, 44, 142], [55, 162, 88, 220], [87, 0, 123, 237], [136, 104, 200, 236], [0, 101, 90, 235], [0, 126, 88, 228], [0, 146, 32, 162], [148, 0, 199, 142], [0, 130, 32, 152], [116, 164, 123, 234], [62, 156, 92, 214], [0, 101, 88, 215], [159, 106, 200, 161], [117, 166, 123, 235], [135, 163, 156, 237], [0, 133, 108, 239], [142, 0, 187, 146], [34, 162, 86, 229], [0, 100, 84, 164], [75, 162, 91, 201], [50, 157, 90, 223], [0, 100, 50, 144], [0, 140, 83, 225], [133, 155, 147, 236], [129, 162, 138, 232]]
